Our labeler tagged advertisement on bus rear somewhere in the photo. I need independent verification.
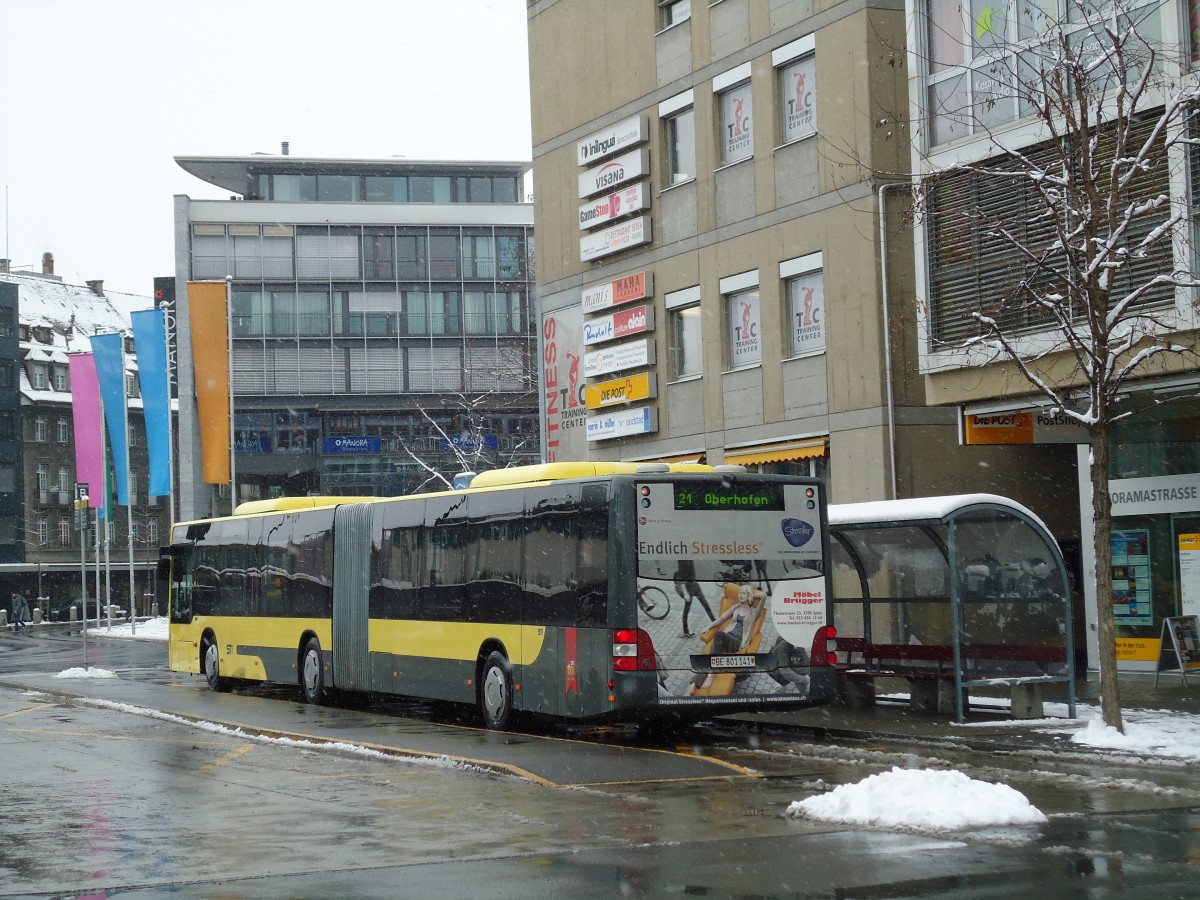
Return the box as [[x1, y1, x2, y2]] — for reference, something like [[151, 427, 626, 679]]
[[633, 482, 828, 705]]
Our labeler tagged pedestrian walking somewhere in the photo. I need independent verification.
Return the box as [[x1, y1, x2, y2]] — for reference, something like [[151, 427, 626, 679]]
[[10, 591, 29, 631]]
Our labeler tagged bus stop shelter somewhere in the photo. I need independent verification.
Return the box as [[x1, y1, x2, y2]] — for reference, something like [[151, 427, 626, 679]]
[[827, 494, 1076, 722]]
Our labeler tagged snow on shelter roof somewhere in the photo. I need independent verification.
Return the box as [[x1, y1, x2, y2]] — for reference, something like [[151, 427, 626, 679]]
[[827, 493, 1050, 533]]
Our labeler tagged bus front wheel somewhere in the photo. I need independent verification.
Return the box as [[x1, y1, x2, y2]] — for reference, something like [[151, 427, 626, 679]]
[[478, 651, 513, 730], [300, 637, 326, 705], [202, 637, 230, 693]]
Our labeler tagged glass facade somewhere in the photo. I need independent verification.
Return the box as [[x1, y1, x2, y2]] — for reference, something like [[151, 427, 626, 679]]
[[1108, 397, 1200, 654]]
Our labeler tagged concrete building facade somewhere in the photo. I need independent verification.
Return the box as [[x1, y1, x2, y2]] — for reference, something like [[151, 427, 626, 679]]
[[172, 154, 539, 522], [526, 0, 1061, 521]]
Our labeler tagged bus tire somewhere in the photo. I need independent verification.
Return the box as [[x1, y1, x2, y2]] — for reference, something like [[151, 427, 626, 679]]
[[478, 651, 513, 730], [202, 637, 230, 693], [300, 637, 326, 705]]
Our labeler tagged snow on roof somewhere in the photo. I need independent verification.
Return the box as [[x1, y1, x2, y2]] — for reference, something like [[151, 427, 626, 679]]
[[828, 493, 1046, 530], [1, 271, 141, 339]]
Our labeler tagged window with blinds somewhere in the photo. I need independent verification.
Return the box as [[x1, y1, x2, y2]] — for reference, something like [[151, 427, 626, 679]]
[[926, 114, 1175, 344]]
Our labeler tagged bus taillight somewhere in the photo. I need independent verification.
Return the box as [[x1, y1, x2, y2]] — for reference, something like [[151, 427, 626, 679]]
[[810, 625, 839, 667], [613, 629, 657, 672]]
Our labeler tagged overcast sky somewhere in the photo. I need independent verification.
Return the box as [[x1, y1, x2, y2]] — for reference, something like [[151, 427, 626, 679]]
[[0, 0, 532, 300]]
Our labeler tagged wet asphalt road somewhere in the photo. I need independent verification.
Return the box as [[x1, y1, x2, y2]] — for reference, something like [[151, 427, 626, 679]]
[[2, 628, 1198, 898]]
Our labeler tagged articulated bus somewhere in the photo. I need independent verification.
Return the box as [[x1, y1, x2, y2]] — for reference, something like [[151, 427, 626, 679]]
[[159, 462, 837, 728]]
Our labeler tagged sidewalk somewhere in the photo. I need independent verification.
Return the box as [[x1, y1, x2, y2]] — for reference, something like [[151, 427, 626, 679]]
[[732, 677, 1200, 761]]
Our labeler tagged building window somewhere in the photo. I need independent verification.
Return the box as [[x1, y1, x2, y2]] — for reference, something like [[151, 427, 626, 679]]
[[0, 307, 13, 338], [57, 417, 70, 443], [364, 231, 395, 280], [297, 230, 360, 280], [0, 413, 13, 441], [34, 416, 47, 442], [37, 518, 48, 545], [429, 233, 460, 279], [783, 260, 826, 357], [31, 366, 48, 390], [148, 519, 159, 545], [57, 467, 71, 495], [923, 0, 1162, 148], [59, 519, 71, 548], [496, 233, 526, 280], [0, 463, 14, 493], [53, 368, 69, 392], [925, 119, 1172, 343], [664, 105, 696, 185], [717, 75, 754, 165], [406, 291, 461, 336], [666, 287, 702, 379], [659, 0, 690, 28], [464, 291, 525, 335], [193, 224, 293, 280], [463, 235, 496, 279], [397, 231, 428, 279], [723, 274, 762, 368], [0, 362, 12, 389], [776, 38, 817, 143]]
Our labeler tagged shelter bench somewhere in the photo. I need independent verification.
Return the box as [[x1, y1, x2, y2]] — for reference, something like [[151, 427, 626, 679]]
[[834, 637, 1067, 718]]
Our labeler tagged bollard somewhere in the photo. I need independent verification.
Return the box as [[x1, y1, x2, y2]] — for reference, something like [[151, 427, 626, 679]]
[[0, 609, 7, 628], [69, 606, 77, 623], [151, 602, 159, 617], [32, 608, 43, 625]]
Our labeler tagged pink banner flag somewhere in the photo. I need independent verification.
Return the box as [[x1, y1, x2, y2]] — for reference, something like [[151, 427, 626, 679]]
[[68, 353, 105, 508]]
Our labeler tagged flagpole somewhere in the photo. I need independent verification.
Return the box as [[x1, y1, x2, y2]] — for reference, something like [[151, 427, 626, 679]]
[[97, 393, 106, 631], [121, 339, 136, 635], [226, 276, 236, 513]]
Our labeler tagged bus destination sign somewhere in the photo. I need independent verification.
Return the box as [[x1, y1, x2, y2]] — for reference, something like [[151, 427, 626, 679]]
[[673, 484, 785, 511]]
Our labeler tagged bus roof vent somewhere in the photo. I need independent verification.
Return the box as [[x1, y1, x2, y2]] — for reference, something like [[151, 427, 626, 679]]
[[635, 463, 671, 474], [712, 464, 748, 474]]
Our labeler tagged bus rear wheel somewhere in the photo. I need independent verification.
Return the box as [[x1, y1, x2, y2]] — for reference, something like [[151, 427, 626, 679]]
[[478, 651, 513, 730], [300, 637, 326, 705], [202, 637, 230, 692]]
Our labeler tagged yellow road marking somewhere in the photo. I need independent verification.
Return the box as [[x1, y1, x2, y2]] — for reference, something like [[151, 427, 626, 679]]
[[0, 703, 54, 720], [194, 743, 254, 776]]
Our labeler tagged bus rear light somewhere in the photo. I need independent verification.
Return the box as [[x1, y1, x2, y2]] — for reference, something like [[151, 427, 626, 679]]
[[613, 628, 657, 672]]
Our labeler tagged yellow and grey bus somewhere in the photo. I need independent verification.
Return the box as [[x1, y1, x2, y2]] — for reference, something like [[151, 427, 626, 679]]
[[159, 462, 837, 728]]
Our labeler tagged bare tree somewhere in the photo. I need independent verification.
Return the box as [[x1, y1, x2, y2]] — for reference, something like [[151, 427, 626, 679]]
[[915, 0, 1200, 730], [403, 341, 539, 491]]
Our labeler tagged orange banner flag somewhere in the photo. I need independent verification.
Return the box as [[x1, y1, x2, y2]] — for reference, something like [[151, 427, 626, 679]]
[[188, 281, 231, 484]]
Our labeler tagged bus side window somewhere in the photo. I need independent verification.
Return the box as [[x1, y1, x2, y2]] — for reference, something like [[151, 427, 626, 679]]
[[169, 549, 195, 624], [576, 509, 608, 627]]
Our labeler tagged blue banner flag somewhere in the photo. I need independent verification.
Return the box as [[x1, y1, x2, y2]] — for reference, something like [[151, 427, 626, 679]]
[[131, 309, 171, 497], [90, 332, 130, 507]]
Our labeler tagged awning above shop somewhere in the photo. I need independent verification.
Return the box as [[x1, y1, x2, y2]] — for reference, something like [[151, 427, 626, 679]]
[[644, 452, 706, 464], [725, 436, 827, 466]]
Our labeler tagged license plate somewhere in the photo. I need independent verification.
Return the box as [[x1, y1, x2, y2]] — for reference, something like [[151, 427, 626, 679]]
[[710, 655, 755, 669]]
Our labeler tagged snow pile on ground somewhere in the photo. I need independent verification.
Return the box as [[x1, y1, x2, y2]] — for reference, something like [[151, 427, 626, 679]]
[[92, 617, 169, 641], [787, 767, 1047, 830], [1070, 711, 1200, 760], [54, 667, 118, 679]]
